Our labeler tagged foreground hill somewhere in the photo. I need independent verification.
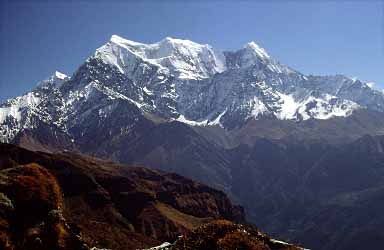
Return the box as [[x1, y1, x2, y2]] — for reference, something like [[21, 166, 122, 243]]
[[0, 143, 244, 250], [172, 220, 305, 250]]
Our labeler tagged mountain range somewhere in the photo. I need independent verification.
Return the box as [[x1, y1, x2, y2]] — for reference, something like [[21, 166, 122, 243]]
[[1, 35, 384, 144], [1, 35, 384, 250]]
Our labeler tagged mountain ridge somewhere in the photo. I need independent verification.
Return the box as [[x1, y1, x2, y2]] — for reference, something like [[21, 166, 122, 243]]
[[1, 35, 384, 143]]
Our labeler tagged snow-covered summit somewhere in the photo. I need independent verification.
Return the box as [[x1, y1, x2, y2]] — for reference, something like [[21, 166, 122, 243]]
[[96, 34, 226, 80], [37, 71, 69, 89], [244, 41, 270, 60], [54, 71, 68, 80], [222, 40, 295, 76], [110, 34, 143, 46]]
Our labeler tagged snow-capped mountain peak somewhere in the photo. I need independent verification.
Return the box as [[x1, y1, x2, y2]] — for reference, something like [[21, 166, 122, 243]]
[[54, 71, 68, 80], [37, 71, 69, 89], [223, 41, 294, 76], [1, 35, 384, 143], [366, 82, 375, 89], [96, 35, 226, 80], [110, 34, 143, 47], [244, 41, 270, 60]]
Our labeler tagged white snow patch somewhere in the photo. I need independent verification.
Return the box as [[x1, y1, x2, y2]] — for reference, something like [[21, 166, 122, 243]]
[[270, 239, 289, 245], [142, 242, 171, 250], [143, 86, 154, 95], [270, 238, 311, 250], [267, 64, 283, 73], [54, 71, 68, 80], [175, 114, 209, 126], [366, 82, 375, 89], [249, 97, 268, 118], [274, 92, 359, 121], [296, 94, 359, 120], [169, 83, 176, 94], [174, 110, 227, 127], [209, 109, 227, 126], [276, 92, 299, 120]]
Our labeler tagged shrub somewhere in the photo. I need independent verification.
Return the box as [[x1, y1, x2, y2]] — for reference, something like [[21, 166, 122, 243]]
[[218, 231, 268, 250], [10, 163, 63, 219]]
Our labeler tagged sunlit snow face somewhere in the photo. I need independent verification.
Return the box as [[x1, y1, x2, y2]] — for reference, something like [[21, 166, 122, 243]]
[[96, 35, 227, 80]]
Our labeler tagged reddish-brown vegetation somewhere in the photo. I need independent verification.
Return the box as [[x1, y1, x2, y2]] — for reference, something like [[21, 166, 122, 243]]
[[11, 163, 62, 216], [0, 162, 86, 250], [172, 220, 303, 250], [0, 143, 245, 250]]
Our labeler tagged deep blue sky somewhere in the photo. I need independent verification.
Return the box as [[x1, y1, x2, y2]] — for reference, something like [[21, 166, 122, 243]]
[[1, 0, 383, 102]]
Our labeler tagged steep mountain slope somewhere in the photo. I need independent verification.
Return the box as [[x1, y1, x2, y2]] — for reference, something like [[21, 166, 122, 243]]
[[0, 143, 244, 250], [228, 135, 384, 250], [292, 185, 384, 250], [118, 121, 233, 192]]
